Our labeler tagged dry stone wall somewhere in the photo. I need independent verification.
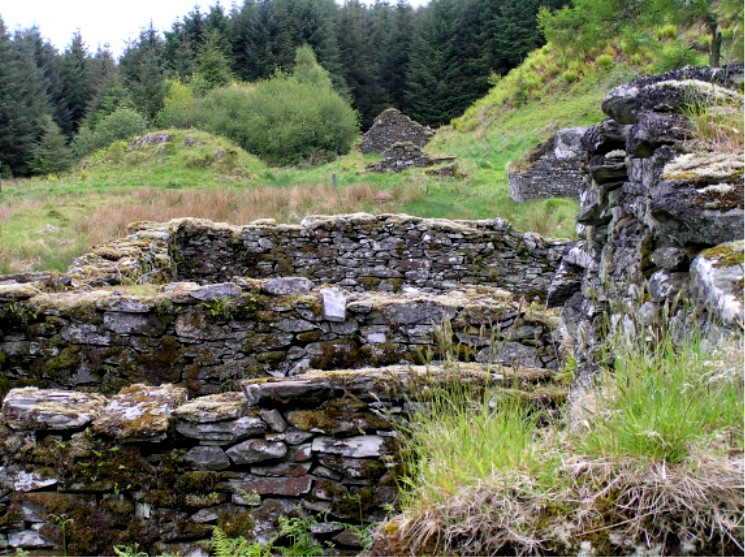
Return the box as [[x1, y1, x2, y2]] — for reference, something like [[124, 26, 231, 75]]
[[172, 214, 568, 299], [0, 280, 560, 396], [0, 366, 562, 555], [508, 127, 588, 202], [360, 109, 434, 154], [549, 63, 744, 376]]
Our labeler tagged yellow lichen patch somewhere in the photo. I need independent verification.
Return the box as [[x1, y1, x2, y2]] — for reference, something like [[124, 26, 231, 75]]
[[699, 241, 745, 268], [662, 152, 744, 184]]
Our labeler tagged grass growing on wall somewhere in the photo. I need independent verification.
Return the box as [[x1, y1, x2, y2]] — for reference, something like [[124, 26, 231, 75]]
[[390, 324, 744, 555]]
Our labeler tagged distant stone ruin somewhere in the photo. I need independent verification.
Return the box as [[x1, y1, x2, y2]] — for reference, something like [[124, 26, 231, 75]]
[[508, 127, 587, 201], [365, 141, 456, 173], [360, 108, 434, 154]]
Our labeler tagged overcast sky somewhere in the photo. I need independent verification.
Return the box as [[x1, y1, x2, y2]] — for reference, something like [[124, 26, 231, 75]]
[[1, 0, 429, 59]]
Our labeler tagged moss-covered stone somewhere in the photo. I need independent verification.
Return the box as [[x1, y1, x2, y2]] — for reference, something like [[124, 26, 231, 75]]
[[309, 340, 361, 370]]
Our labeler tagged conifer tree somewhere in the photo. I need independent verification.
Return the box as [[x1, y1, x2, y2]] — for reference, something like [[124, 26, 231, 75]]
[[120, 23, 166, 120], [61, 31, 93, 134], [0, 20, 54, 176], [32, 115, 73, 174]]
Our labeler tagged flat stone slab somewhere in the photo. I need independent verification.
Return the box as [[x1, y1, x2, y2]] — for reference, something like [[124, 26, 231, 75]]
[[92, 384, 188, 442], [3, 388, 107, 430], [176, 415, 267, 445], [173, 392, 247, 423], [261, 277, 314, 296], [226, 439, 287, 465], [312, 435, 387, 458]]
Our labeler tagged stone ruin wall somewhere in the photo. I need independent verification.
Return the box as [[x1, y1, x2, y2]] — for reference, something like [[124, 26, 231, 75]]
[[65, 213, 568, 299], [546, 63, 745, 376], [0, 280, 560, 396], [0, 366, 561, 555], [508, 127, 588, 202], [0, 212, 567, 554], [1, 64, 743, 555]]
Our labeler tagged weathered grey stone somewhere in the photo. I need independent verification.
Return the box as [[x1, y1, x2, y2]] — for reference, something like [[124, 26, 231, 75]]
[[1, 470, 58, 492], [261, 277, 313, 296], [650, 247, 690, 271], [103, 312, 167, 336], [8, 530, 52, 549], [320, 287, 347, 322], [92, 384, 187, 442], [226, 439, 288, 465], [648, 270, 689, 302], [259, 409, 288, 433], [174, 392, 246, 423], [311, 435, 386, 458], [3, 388, 106, 430], [250, 462, 311, 477], [176, 416, 266, 445], [690, 241, 744, 326], [188, 283, 241, 301], [229, 474, 312, 496], [184, 446, 231, 470]]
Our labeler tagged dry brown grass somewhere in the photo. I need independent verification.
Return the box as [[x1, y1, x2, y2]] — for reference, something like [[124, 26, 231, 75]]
[[0, 183, 421, 273], [384, 453, 744, 556], [75, 183, 422, 250]]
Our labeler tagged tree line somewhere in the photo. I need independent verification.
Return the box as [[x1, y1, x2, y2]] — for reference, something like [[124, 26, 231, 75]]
[[0, 0, 567, 177]]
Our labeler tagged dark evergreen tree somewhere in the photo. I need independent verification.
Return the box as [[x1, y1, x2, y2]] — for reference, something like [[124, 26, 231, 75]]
[[119, 23, 166, 120], [32, 115, 73, 174], [0, 18, 52, 176], [60, 31, 93, 134], [193, 30, 235, 91], [337, 0, 387, 128], [230, 0, 281, 81], [84, 47, 132, 131], [377, 0, 414, 111], [15, 27, 73, 138], [482, 0, 568, 76]]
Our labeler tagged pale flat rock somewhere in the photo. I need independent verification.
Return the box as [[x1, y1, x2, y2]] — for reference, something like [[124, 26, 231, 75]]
[[690, 241, 744, 326], [3, 388, 106, 430], [320, 287, 347, 322], [312, 435, 386, 458], [8, 530, 53, 549], [92, 384, 187, 442], [261, 277, 313, 296], [176, 415, 266, 445], [226, 439, 287, 465], [173, 392, 247, 423]]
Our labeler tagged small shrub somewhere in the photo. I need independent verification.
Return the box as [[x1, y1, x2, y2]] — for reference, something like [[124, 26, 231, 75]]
[[655, 23, 678, 41], [595, 53, 615, 70], [73, 108, 149, 157], [193, 47, 358, 166], [652, 39, 697, 72]]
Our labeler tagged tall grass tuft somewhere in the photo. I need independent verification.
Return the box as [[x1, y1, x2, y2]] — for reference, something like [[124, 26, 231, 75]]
[[398, 388, 548, 509], [578, 330, 743, 464], [384, 322, 743, 555]]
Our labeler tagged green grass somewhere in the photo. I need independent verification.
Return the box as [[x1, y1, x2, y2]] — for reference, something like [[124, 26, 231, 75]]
[[580, 330, 744, 464]]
